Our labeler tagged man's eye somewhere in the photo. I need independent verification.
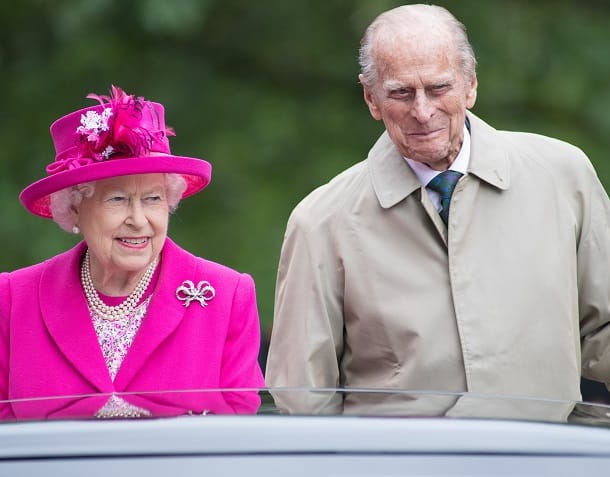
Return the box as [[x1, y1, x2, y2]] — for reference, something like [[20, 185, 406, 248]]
[[431, 84, 450, 95], [390, 89, 412, 99]]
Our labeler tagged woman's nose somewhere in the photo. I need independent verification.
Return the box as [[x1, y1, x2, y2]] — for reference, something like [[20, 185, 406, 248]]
[[126, 200, 147, 227]]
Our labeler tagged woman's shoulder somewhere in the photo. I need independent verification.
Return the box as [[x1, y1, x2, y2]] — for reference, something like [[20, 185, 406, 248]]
[[2, 243, 85, 287], [3, 254, 59, 283]]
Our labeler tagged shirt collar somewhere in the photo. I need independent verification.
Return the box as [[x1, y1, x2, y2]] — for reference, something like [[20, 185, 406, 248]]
[[368, 113, 509, 209], [404, 123, 470, 186]]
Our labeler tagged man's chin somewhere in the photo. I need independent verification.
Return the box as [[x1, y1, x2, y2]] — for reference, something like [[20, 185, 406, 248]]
[[407, 150, 452, 169]]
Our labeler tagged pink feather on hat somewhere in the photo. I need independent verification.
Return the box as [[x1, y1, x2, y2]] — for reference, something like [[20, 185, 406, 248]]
[[20, 85, 212, 219]]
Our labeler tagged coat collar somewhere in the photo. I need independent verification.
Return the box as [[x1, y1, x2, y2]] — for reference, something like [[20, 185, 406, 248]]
[[369, 112, 510, 209], [40, 241, 112, 393], [369, 131, 422, 209], [39, 238, 192, 392], [113, 238, 192, 389], [466, 112, 511, 191]]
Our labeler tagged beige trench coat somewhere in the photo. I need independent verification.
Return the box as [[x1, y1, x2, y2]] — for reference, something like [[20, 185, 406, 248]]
[[265, 112, 610, 415]]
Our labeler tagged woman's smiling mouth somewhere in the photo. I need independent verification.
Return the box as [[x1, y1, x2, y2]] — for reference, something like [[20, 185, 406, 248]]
[[118, 237, 149, 247]]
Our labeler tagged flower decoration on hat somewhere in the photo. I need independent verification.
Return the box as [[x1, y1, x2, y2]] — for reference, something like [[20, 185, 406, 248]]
[[46, 85, 175, 175], [76, 108, 114, 160], [20, 84, 212, 219]]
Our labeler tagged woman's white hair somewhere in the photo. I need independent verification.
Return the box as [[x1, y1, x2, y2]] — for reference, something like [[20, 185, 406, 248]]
[[359, 4, 477, 88], [49, 173, 187, 233]]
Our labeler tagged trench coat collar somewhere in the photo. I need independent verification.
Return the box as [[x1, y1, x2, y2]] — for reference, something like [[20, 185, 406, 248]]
[[39, 238, 190, 392], [369, 112, 510, 209], [466, 112, 511, 191]]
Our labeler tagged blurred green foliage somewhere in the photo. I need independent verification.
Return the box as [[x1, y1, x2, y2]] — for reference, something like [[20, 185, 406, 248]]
[[1, 0, 609, 336]]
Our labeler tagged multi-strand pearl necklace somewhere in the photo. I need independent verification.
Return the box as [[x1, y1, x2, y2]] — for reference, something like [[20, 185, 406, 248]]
[[80, 249, 158, 321]]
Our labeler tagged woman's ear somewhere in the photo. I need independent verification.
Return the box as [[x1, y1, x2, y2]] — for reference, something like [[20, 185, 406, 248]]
[[70, 205, 80, 234]]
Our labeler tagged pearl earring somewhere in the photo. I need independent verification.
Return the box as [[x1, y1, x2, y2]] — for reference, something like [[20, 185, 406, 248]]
[[72, 225, 80, 234]]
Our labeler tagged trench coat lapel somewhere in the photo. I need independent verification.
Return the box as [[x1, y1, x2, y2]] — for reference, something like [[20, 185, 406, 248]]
[[369, 131, 422, 209], [466, 112, 510, 191], [369, 115, 511, 209], [40, 242, 113, 393], [112, 239, 190, 389]]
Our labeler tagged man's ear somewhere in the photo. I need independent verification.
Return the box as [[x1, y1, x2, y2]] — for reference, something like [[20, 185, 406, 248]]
[[359, 74, 383, 121], [465, 74, 478, 109]]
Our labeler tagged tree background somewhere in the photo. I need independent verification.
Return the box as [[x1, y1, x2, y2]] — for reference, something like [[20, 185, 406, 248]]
[[1, 0, 609, 345]]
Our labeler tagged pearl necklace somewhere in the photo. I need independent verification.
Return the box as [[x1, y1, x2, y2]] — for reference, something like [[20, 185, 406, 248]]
[[80, 249, 158, 321]]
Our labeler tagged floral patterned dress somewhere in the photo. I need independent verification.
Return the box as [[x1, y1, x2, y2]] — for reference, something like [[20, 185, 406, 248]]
[[91, 270, 159, 418]]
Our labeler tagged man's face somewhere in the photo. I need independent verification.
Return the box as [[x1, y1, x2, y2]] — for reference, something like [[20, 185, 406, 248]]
[[360, 35, 477, 171]]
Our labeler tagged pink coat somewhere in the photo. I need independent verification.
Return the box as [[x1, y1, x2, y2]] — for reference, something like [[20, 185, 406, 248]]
[[0, 238, 264, 419]]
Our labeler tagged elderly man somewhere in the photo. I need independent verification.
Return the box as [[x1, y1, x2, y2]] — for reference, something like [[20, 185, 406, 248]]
[[265, 4, 610, 414]]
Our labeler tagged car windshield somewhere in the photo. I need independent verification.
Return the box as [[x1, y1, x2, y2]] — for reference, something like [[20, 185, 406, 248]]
[[2, 388, 610, 427]]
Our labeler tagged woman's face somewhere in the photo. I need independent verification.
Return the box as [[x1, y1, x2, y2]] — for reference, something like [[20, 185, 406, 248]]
[[72, 174, 169, 277]]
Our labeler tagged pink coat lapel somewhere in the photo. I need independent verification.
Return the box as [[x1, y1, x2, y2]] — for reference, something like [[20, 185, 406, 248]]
[[38, 239, 194, 393], [112, 239, 192, 389], [37, 239, 229, 394], [39, 242, 113, 393]]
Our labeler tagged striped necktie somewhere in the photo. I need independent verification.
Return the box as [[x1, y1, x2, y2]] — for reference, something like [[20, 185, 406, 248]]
[[426, 170, 463, 225]]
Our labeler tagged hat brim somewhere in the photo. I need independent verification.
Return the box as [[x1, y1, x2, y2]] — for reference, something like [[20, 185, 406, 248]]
[[19, 154, 212, 218]]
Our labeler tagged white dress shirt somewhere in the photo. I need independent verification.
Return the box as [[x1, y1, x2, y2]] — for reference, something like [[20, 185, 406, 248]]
[[405, 124, 470, 212]]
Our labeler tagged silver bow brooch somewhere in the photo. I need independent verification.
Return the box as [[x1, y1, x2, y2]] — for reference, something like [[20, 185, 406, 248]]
[[175, 280, 215, 308]]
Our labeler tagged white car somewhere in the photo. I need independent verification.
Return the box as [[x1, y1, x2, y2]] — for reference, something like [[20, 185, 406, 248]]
[[1, 389, 610, 476]]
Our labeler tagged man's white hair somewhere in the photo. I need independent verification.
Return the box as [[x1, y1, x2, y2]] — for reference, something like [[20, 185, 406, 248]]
[[359, 4, 477, 88]]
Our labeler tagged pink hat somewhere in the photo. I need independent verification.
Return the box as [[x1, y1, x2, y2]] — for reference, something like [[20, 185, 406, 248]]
[[20, 85, 212, 218]]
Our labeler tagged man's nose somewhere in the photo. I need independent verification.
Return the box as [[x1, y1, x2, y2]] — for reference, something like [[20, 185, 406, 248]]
[[410, 91, 435, 122]]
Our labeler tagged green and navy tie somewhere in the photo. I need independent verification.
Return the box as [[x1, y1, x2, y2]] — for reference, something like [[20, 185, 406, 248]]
[[426, 170, 463, 225]]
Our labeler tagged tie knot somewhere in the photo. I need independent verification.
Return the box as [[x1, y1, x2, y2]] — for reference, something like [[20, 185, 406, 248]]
[[426, 170, 463, 200]]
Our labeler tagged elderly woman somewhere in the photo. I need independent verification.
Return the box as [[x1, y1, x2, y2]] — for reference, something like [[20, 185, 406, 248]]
[[0, 86, 264, 419]]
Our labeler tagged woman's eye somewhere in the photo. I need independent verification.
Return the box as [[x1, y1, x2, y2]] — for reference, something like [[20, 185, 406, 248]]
[[108, 196, 126, 203], [144, 195, 162, 203]]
